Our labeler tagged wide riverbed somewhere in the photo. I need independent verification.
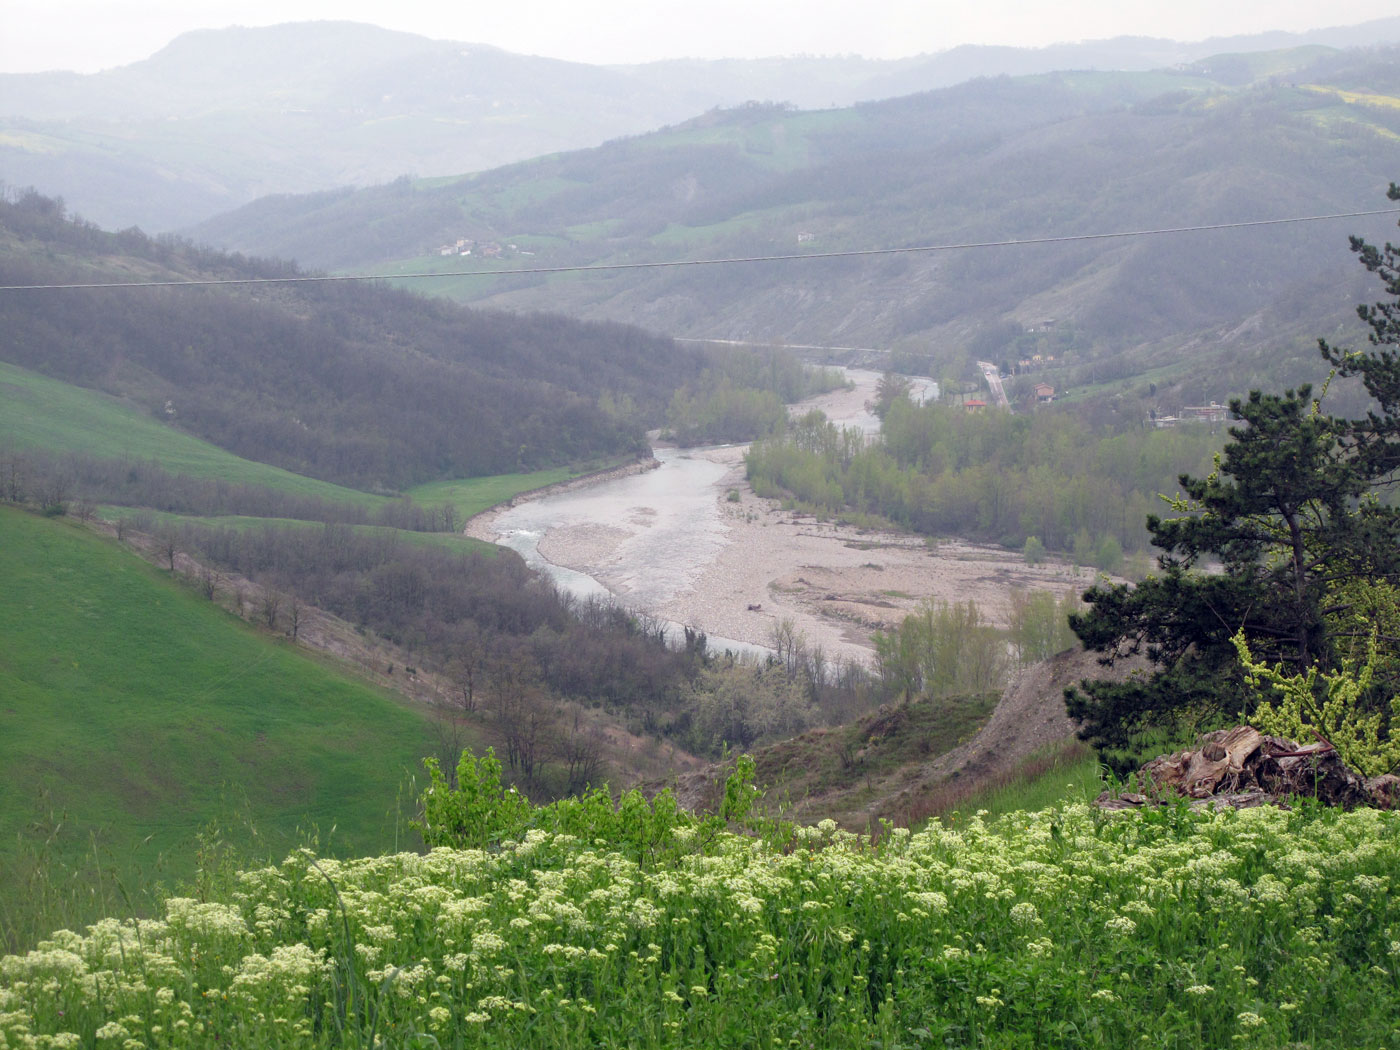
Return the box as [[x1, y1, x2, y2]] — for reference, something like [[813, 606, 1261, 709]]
[[485, 445, 755, 650], [470, 370, 1082, 664]]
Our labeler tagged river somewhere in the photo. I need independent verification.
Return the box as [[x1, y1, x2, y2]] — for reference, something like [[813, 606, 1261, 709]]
[[479, 369, 937, 657]]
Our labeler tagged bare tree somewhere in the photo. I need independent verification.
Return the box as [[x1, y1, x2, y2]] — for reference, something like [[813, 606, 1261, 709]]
[[432, 698, 471, 786], [258, 585, 281, 631], [445, 624, 488, 715], [768, 617, 808, 681], [631, 609, 668, 646], [156, 525, 179, 571], [806, 643, 828, 705], [557, 708, 606, 795], [487, 650, 555, 782], [0, 449, 27, 503], [198, 563, 220, 601], [287, 593, 303, 641], [37, 471, 71, 517]]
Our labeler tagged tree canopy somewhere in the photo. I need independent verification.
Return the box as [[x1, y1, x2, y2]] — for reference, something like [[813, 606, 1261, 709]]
[[1066, 183, 1400, 773]]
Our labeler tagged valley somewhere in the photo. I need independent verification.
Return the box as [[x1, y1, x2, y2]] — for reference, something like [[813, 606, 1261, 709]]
[[6, 10, 1400, 1045], [186, 46, 1400, 422], [473, 369, 1091, 666]]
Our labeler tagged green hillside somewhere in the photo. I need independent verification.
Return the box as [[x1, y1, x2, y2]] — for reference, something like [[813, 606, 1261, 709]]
[[0, 360, 389, 507], [13, 20, 1400, 233], [0, 505, 442, 945], [192, 47, 1400, 413], [0, 356, 609, 537], [0, 193, 697, 490]]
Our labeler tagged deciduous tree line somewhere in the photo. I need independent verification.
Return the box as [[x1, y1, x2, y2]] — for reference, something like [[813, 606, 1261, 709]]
[[746, 402, 1221, 556], [0, 447, 461, 531]]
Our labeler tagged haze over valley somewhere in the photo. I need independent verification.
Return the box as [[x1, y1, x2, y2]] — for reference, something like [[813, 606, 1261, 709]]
[[6, 8, 1400, 1045]]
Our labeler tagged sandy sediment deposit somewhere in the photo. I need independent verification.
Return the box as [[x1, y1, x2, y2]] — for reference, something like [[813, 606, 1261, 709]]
[[532, 442, 1091, 666], [469, 375, 1093, 666]]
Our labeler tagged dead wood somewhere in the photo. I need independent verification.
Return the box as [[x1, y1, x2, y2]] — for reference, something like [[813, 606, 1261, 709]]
[[1098, 726, 1396, 812]]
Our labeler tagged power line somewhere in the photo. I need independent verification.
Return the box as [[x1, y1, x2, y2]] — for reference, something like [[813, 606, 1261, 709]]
[[2, 207, 1398, 292]]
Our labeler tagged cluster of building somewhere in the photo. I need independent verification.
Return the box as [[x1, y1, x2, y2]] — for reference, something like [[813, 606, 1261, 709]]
[[436, 237, 533, 259], [1150, 403, 1229, 428]]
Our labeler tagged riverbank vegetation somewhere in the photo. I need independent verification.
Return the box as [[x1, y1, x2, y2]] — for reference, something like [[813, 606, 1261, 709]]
[[664, 346, 848, 445], [747, 401, 1223, 568]]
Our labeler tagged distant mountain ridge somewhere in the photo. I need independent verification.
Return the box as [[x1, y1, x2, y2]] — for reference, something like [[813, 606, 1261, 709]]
[[4, 18, 1400, 231]]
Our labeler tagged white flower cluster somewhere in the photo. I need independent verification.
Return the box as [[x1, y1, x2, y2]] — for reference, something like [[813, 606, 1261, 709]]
[[1, 805, 1398, 1047]]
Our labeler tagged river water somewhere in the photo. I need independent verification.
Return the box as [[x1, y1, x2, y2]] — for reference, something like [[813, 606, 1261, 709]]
[[485, 369, 936, 655]]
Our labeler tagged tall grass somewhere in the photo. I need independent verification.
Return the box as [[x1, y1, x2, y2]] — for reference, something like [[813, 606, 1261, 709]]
[[901, 738, 1104, 826]]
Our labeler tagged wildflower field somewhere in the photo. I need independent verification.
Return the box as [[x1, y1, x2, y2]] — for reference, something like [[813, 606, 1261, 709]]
[[4, 797, 1400, 1050]]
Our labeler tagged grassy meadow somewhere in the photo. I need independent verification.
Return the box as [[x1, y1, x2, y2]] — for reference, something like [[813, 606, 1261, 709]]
[[404, 460, 627, 524], [103, 510, 502, 556], [0, 507, 440, 950]]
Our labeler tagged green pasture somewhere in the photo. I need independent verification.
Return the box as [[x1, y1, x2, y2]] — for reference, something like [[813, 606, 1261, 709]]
[[406, 460, 626, 523], [0, 507, 441, 947], [98, 509, 501, 555]]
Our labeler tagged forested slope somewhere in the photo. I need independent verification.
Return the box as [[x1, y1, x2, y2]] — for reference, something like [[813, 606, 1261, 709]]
[[0, 191, 703, 490]]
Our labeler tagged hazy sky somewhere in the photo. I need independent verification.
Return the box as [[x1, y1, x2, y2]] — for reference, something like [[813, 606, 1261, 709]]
[[5, 0, 1399, 75]]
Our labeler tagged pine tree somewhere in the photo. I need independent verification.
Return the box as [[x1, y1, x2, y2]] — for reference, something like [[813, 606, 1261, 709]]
[[1067, 187, 1400, 772]]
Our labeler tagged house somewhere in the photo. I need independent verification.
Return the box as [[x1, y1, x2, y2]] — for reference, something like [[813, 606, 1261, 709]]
[[964, 399, 988, 412], [1034, 383, 1055, 402], [1181, 402, 1229, 425]]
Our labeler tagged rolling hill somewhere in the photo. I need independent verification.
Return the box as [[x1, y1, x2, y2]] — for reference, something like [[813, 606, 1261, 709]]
[[0, 190, 703, 491], [188, 46, 1400, 414], [6, 19, 1400, 232], [0, 503, 441, 947]]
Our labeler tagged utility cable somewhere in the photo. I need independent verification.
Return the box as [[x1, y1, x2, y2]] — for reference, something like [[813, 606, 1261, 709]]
[[1, 207, 1398, 291]]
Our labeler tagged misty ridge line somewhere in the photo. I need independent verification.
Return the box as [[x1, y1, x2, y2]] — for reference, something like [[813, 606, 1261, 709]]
[[7, 207, 1399, 292]]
